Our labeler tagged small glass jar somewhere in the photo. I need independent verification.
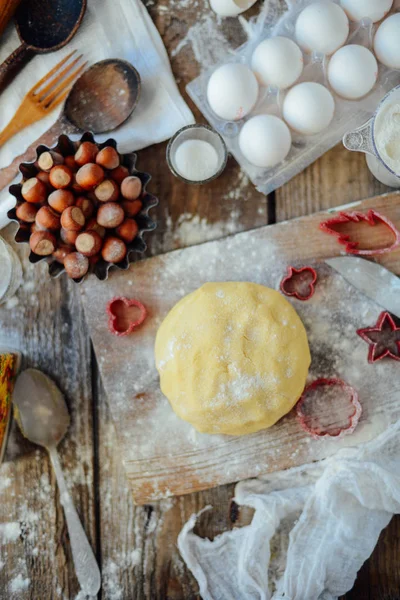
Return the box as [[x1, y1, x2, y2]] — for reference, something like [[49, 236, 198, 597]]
[[0, 236, 22, 305], [166, 124, 228, 185]]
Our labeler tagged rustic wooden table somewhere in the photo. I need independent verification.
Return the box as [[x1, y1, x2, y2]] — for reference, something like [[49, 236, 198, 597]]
[[1, 2, 399, 598]]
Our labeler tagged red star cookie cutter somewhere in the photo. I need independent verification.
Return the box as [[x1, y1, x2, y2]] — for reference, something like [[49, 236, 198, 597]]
[[296, 378, 362, 440], [280, 266, 317, 301], [357, 311, 400, 364], [107, 297, 147, 337], [319, 209, 400, 256]]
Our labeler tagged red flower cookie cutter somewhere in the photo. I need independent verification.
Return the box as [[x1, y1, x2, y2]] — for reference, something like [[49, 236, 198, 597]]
[[296, 378, 362, 440], [357, 311, 400, 364], [280, 266, 317, 301], [319, 209, 400, 256], [107, 297, 147, 337]]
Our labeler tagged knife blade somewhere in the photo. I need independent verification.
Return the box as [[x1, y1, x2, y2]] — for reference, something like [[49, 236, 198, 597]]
[[325, 256, 400, 318]]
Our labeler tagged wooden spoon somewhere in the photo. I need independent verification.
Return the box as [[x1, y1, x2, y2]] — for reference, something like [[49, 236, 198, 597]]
[[0, 59, 141, 191], [0, 0, 86, 93]]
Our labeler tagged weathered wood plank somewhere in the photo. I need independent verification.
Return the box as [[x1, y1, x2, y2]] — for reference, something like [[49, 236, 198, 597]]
[[0, 227, 97, 600], [275, 145, 400, 600]]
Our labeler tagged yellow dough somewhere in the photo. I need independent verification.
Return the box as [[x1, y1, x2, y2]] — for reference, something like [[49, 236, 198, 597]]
[[155, 282, 311, 436]]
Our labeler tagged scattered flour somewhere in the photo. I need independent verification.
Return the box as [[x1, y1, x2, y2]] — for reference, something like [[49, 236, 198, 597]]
[[9, 574, 30, 593], [168, 212, 242, 246], [0, 523, 21, 543], [171, 13, 231, 68]]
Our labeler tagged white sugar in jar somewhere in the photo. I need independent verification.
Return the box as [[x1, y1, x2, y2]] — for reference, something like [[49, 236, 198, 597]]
[[167, 124, 228, 184], [174, 140, 219, 182]]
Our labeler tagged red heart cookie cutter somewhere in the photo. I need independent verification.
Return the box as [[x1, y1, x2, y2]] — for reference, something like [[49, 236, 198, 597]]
[[319, 209, 400, 256], [107, 297, 147, 337], [296, 378, 362, 440], [280, 266, 317, 301]]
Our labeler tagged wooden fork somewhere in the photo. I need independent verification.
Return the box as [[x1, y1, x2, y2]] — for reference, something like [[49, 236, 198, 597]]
[[0, 51, 86, 147]]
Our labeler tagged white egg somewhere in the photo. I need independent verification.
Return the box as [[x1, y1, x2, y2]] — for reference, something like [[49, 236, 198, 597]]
[[340, 0, 393, 23], [328, 45, 378, 100], [251, 37, 304, 90], [283, 82, 335, 135], [207, 63, 259, 121], [209, 0, 257, 17], [295, 1, 349, 55], [239, 115, 292, 168], [374, 14, 400, 70]]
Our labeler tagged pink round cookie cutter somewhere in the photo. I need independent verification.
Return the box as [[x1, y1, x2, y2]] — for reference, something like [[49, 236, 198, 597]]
[[296, 377, 362, 440]]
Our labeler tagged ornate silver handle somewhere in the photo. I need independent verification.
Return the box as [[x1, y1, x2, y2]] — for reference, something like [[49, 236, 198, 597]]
[[49, 445, 101, 596], [343, 117, 375, 156]]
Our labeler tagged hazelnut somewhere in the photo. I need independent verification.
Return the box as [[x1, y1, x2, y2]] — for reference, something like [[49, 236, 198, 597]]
[[75, 141, 99, 166], [86, 218, 106, 239], [75, 196, 95, 218], [48, 189, 75, 213], [121, 176, 142, 201], [101, 236, 127, 263], [21, 177, 47, 204], [60, 206, 85, 231], [36, 206, 61, 230], [76, 163, 104, 190], [52, 244, 73, 264], [110, 165, 129, 185], [97, 202, 124, 228], [71, 174, 85, 194], [29, 231, 56, 256], [75, 231, 103, 257], [31, 222, 47, 233], [94, 179, 119, 202], [16, 202, 38, 223], [96, 146, 120, 170], [64, 252, 89, 279], [121, 199, 142, 217], [37, 150, 64, 172], [36, 171, 51, 188], [64, 155, 78, 171], [60, 227, 79, 246], [49, 165, 73, 189], [116, 218, 139, 243]]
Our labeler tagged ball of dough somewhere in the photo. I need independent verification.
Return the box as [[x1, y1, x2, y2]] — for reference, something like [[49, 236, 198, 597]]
[[155, 282, 311, 436]]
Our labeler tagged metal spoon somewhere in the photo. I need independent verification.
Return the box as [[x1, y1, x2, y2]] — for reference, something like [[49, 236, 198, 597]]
[[13, 368, 101, 596], [0, 58, 141, 191]]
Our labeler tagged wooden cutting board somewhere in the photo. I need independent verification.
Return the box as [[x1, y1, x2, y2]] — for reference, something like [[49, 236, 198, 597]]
[[81, 192, 400, 504]]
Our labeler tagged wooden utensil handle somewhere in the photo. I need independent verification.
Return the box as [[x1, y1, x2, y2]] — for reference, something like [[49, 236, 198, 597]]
[[0, 117, 79, 191], [0, 44, 35, 94], [0, 0, 22, 37]]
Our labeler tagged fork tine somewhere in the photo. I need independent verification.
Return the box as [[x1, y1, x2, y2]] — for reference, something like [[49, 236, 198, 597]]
[[43, 86, 73, 112], [30, 51, 77, 95], [36, 54, 84, 101], [43, 62, 88, 109]]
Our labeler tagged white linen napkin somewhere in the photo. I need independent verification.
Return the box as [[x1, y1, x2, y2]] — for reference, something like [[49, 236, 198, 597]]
[[179, 420, 400, 600], [0, 0, 194, 228]]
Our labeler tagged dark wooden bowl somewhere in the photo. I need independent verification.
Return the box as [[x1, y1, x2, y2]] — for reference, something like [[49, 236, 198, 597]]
[[7, 132, 159, 283]]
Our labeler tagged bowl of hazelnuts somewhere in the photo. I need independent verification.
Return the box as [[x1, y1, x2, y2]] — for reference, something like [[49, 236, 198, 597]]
[[8, 132, 158, 282]]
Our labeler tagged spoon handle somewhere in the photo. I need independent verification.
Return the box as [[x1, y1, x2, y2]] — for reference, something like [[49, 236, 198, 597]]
[[0, 117, 79, 193], [0, 43, 35, 95], [48, 445, 101, 596]]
